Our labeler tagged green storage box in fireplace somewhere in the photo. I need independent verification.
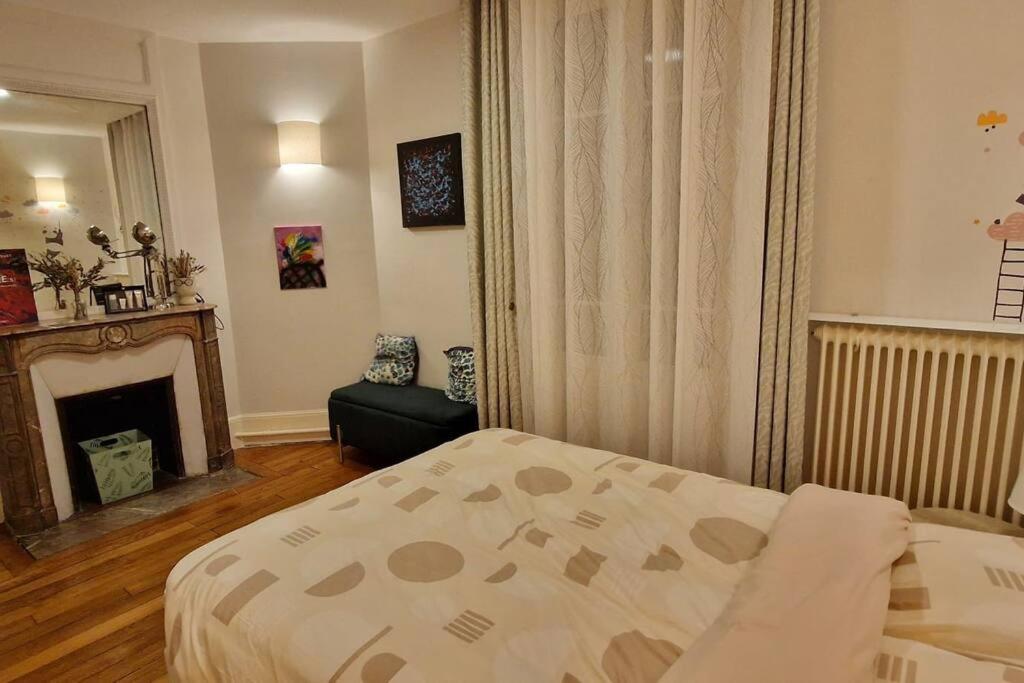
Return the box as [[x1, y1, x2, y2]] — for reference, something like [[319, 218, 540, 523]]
[[79, 429, 154, 504]]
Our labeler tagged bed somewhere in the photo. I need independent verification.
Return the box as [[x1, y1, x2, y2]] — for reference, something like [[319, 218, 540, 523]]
[[164, 429, 1024, 682]]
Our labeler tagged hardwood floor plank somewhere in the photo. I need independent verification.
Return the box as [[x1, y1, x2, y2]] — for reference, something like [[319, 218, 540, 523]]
[[27, 611, 164, 683], [0, 595, 163, 681], [0, 442, 373, 682]]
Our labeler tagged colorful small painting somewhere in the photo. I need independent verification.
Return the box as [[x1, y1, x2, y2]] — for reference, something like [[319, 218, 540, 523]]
[[274, 225, 326, 290], [396, 133, 465, 228], [0, 249, 39, 326]]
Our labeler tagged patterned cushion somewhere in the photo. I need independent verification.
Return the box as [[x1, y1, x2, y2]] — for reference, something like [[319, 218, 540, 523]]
[[444, 346, 477, 404], [375, 334, 417, 361], [364, 334, 417, 386], [363, 358, 415, 386]]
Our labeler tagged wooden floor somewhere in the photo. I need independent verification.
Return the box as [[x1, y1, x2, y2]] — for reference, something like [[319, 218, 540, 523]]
[[0, 442, 373, 682]]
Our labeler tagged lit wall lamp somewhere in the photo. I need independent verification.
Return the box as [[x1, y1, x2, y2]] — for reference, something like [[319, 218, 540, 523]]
[[277, 121, 322, 166], [35, 177, 66, 204]]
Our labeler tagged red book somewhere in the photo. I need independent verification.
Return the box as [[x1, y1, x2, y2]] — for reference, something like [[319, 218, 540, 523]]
[[0, 249, 39, 327]]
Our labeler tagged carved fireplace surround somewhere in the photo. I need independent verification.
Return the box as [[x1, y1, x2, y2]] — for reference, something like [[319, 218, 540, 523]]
[[0, 305, 233, 535]]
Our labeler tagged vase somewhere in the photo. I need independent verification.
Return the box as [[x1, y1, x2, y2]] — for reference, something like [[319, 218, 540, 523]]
[[72, 292, 88, 321], [175, 281, 198, 305]]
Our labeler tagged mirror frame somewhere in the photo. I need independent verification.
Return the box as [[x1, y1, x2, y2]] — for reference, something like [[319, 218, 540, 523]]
[[0, 75, 177, 299]]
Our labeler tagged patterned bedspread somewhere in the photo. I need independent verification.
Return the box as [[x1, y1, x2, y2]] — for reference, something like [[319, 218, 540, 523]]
[[165, 428, 788, 681], [164, 428, 1016, 682]]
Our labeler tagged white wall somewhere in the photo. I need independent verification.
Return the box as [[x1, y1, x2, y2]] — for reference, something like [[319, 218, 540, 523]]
[[199, 43, 381, 425], [0, 6, 240, 418], [812, 0, 1024, 324], [0, 4, 241, 521], [363, 12, 472, 388], [0, 2, 471, 456]]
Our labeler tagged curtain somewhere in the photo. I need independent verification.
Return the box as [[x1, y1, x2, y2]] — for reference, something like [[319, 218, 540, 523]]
[[752, 0, 819, 492], [462, 0, 524, 430], [510, 0, 774, 481], [108, 110, 161, 234], [108, 111, 162, 284]]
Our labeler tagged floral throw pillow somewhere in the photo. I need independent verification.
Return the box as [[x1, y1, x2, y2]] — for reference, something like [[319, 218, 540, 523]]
[[364, 357, 415, 386], [364, 334, 417, 386], [444, 346, 477, 404], [374, 334, 417, 361]]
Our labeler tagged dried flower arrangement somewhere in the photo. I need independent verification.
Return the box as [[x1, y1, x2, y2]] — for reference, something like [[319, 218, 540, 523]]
[[27, 251, 70, 311], [167, 250, 206, 305], [28, 253, 106, 320], [167, 250, 206, 286]]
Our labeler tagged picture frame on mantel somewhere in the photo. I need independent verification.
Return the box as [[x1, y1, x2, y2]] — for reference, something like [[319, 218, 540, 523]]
[[396, 133, 466, 228]]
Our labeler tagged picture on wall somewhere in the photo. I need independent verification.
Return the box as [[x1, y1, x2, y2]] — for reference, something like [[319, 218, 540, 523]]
[[396, 133, 465, 228], [0, 249, 39, 326], [274, 225, 326, 290]]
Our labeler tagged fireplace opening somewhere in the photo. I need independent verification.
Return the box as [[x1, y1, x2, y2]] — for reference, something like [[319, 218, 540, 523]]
[[56, 377, 185, 512]]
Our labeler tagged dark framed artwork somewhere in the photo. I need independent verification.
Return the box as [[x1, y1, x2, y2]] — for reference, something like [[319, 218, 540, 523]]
[[396, 133, 466, 228]]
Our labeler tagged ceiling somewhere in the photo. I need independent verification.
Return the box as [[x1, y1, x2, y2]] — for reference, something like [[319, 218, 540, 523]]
[[6, 0, 459, 43], [0, 89, 143, 137]]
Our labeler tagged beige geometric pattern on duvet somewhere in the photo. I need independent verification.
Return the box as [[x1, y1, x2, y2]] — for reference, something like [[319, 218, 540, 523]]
[[165, 429, 787, 681], [887, 522, 1024, 669], [876, 637, 1024, 683]]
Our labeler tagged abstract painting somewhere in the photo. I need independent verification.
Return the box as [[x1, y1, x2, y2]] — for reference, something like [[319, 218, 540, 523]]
[[274, 225, 326, 290], [396, 133, 465, 228]]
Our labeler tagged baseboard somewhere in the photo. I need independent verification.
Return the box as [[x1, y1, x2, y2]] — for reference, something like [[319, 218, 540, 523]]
[[229, 409, 330, 448]]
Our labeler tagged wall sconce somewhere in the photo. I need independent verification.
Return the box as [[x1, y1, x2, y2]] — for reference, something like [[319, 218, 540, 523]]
[[35, 177, 66, 203], [277, 121, 321, 166]]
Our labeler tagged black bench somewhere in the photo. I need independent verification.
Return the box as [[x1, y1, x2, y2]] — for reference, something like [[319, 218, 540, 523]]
[[328, 381, 478, 463]]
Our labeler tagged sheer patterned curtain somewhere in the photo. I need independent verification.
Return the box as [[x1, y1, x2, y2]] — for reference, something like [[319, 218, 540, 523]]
[[510, 0, 773, 480], [107, 110, 161, 234]]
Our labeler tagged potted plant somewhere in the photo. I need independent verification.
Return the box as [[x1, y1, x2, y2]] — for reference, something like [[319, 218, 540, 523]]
[[29, 253, 106, 321], [168, 250, 206, 305], [27, 252, 70, 314]]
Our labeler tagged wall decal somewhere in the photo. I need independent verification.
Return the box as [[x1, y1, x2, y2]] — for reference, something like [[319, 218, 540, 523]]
[[396, 133, 465, 228], [988, 212, 1024, 241], [977, 110, 1008, 132], [274, 225, 326, 290], [989, 195, 1024, 322]]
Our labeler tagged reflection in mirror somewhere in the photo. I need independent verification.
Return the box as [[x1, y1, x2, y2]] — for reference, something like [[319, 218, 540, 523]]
[[0, 89, 166, 318]]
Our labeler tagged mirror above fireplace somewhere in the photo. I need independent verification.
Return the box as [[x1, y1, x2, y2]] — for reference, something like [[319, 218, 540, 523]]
[[0, 89, 167, 317]]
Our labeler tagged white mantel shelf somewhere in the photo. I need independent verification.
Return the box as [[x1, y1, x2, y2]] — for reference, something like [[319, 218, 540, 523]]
[[809, 312, 1024, 337]]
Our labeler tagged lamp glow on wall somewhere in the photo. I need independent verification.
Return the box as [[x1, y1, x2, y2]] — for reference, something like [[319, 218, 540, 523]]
[[277, 121, 322, 166], [35, 177, 66, 204]]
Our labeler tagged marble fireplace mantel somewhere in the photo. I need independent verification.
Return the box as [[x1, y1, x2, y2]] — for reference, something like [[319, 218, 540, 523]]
[[0, 304, 234, 535]]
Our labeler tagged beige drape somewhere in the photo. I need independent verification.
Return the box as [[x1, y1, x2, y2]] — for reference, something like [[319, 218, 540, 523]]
[[753, 0, 819, 492], [510, 0, 773, 481], [108, 110, 162, 283], [462, 0, 524, 429]]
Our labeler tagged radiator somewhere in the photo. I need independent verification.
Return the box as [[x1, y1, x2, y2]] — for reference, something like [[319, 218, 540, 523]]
[[811, 323, 1023, 525]]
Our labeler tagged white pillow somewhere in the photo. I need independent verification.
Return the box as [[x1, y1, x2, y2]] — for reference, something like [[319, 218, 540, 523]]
[[886, 522, 1024, 668]]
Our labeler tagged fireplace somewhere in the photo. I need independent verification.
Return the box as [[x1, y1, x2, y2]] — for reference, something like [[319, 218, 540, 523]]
[[56, 377, 185, 511], [0, 305, 234, 535]]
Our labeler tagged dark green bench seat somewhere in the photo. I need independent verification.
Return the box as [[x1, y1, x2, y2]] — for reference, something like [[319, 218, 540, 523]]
[[328, 381, 478, 463]]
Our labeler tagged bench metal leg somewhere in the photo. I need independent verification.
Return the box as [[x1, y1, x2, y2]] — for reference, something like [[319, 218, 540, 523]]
[[336, 425, 345, 464]]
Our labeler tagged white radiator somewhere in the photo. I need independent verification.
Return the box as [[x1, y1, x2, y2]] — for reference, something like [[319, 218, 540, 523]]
[[811, 323, 1023, 525]]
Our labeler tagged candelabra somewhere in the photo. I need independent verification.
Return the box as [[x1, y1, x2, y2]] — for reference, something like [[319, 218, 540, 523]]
[[86, 222, 171, 307]]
